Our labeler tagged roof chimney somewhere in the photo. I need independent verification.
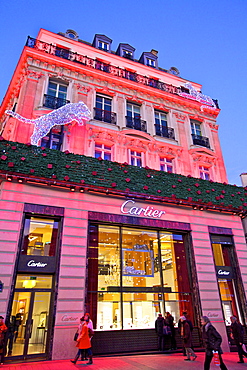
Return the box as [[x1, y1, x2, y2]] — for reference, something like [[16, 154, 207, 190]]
[[151, 49, 158, 56]]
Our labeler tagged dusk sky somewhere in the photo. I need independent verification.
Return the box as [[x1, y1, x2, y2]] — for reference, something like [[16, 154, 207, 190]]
[[0, 0, 246, 185]]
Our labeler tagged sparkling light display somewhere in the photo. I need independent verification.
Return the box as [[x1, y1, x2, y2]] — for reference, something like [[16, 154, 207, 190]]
[[5, 101, 91, 145]]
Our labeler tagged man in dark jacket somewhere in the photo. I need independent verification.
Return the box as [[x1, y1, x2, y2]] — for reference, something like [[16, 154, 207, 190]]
[[201, 316, 228, 370], [155, 314, 165, 351], [230, 315, 247, 363], [165, 312, 177, 350]]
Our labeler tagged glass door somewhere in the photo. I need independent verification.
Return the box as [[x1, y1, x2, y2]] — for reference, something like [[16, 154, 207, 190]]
[[8, 275, 53, 360]]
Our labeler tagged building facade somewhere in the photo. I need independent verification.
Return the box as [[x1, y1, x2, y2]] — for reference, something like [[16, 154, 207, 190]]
[[0, 29, 247, 362]]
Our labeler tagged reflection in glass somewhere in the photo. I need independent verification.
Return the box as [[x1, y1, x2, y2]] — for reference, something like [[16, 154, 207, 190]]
[[21, 217, 59, 257], [9, 292, 31, 356], [27, 292, 50, 354], [15, 275, 52, 289], [88, 225, 193, 331]]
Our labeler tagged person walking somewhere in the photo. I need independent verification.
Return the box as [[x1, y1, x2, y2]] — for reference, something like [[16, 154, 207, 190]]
[[230, 315, 247, 363], [155, 313, 165, 351], [201, 316, 228, 370], [178, 311, 193, 355], [180, 316, 197, 361], [0, 316, 7, 365], [71, 317, 93, 365], [165, 312, 177, 350]]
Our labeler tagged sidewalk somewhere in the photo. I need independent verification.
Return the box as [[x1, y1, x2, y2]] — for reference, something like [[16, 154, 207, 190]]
[[2, 352, 247, 370]]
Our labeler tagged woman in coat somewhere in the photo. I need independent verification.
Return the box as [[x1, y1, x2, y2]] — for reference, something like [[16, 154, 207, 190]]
[[180, 316, 197, 361], [71, 318, 93, 365], [201, 316, 228, 370]]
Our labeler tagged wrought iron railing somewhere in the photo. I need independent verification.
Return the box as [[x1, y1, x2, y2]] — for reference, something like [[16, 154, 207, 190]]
[[155, 125, 175, 140], [94, 108, 116, 124], [126, 116, 147, 132], [192, 134, 210, 149], [43, 95, 70, 109]]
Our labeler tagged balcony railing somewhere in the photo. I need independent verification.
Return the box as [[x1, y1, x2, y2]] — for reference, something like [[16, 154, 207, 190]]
[[155, 125, 175, 140], [94, 108, 116, 124], [126, 116, 147, 132], [43, 95, 70, 110], [192, 134, 210, 149]]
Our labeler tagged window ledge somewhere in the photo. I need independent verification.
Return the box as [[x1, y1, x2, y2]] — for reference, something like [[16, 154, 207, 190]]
[[153, 135, 179, 145]]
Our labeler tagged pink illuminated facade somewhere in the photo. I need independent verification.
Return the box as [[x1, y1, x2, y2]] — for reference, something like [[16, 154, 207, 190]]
[[0, 28, 247, 362]]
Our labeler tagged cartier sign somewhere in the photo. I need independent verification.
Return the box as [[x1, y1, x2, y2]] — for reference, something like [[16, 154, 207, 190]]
[[18, 255, 56, 273], [120, 200, 165, 218], [216, 266, 233, 280]]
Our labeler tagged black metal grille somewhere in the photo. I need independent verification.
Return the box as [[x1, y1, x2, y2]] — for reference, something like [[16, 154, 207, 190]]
[[94, 108, 116, 124], [192, 134, 210, 148], [155, 125, 175, 140], [43, 95, 70, 109], [126, 116, 147, 132]]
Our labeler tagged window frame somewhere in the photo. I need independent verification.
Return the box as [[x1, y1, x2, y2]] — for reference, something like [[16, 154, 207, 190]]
[[95, 143, 112, 161], [160, 157, 173, 173]]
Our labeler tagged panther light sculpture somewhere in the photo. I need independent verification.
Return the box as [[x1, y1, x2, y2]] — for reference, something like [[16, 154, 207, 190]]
[[5, 101, 91, 146]]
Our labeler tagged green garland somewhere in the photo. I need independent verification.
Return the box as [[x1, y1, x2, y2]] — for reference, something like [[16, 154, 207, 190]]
[[0, 137, 246, 212]]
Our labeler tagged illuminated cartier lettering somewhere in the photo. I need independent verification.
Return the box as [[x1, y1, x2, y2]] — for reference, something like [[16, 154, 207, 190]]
[[120, 200, 165, 218], [218, 269, 230, 276], [27, 260, 47, 267]]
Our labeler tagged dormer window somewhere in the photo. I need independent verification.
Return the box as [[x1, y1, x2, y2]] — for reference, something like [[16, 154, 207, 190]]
[[98, 41, 109, 51], [116, 43, 135, 60], [123, 50, 132, 59], [139, 51, 158, 68], [92, 34, 112, 52], [147, 58, 156, 67], [65, 29, 79, 41]]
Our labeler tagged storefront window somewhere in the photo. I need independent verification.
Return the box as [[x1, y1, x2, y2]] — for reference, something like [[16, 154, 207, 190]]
[[87, 224, 194, 331], [211, 236, 243, 325], [160, 233, 193, 325], [21, 216, 59, 257]]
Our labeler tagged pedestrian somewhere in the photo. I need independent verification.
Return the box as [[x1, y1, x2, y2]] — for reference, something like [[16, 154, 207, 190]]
[[180, 316, 197, 361], [201, 316, 228, 370], [0, 316, 7, 365], [165, 312, 177, 350], [230, 315, 247, 363], [178, 311, 193, 355], [155, 313, 165, 351], [80, 313, 94, 361], [71, 317, 93, 365], [6, 316, 16, 356]]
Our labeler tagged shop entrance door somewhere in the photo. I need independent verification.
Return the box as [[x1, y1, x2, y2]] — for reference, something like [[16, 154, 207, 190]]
[[8, 275, 53, 360]]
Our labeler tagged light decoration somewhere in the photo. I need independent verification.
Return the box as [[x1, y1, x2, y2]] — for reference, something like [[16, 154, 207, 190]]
[[5, 101, 91, 146], [178, 83, 216, 108]]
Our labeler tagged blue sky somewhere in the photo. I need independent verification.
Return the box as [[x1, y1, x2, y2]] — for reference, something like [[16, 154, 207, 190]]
[[0, 0, 246, 185]]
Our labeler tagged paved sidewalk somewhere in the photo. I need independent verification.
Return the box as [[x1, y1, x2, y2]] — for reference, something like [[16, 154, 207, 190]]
[[1, 352, 247, 369]]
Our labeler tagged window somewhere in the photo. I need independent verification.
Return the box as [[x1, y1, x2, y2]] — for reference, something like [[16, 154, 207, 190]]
[[199, 166, 210, 180], [130, 150, 142, 167], [95, 143, 112, 160], [126, 103, 146, 132], [147, 58, 155, 67], [127, 103, 140, 119], [94, 95, 112, 123], [87, 225, 194, 330], [190, 120, 202, 136], [191, 120, 210, 148], [43, 81, 68, 109], [41, 125, 64, 150], [98, 41, 109, 51], [155, 111, 167, 135], [160, 157, 173, 173], [211, 235, 244, 326], [123, 50, 133, 59], [21, 216, 59, 257]]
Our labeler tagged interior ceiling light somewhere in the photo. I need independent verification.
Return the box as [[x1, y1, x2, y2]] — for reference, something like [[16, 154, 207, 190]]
[[70, 186, 76, 192], [79, 187, 84, 193], [7, 176, 12, 181]]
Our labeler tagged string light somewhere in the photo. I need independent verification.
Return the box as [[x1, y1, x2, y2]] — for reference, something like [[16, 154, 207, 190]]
[[5, 101, 91, 146]]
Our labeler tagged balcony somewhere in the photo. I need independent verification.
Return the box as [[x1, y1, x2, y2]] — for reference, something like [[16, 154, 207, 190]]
[[192, 134, 210, 149], [94, 108, 116, 125], [126, 116, 147, 132], [43, 95, 70, 110], [155, 125, 175, 140]]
